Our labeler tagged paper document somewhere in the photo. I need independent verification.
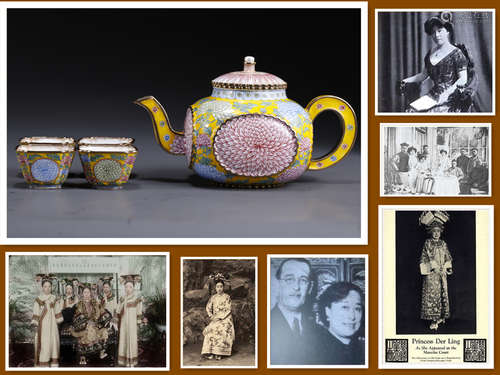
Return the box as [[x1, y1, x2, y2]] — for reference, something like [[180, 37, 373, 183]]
[[409, 95, 438, 111]]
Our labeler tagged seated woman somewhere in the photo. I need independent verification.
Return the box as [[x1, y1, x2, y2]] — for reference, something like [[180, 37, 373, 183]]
[[315, 282, 365, 365], [201, 278, 235, 360], [71, 286, 109, 365], [401, 14, 469, 112], [414, 154, 432, 194]]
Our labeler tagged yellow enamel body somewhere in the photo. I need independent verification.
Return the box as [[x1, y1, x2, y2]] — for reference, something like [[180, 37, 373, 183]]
[[136, 94, 357, 186]]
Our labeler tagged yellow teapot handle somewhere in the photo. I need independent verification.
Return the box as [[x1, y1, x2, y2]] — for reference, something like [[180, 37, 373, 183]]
[[305, 95, 357, 170]]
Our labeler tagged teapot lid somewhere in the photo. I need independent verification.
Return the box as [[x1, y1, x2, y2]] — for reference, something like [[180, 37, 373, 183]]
[[212, 56, 287, 90]]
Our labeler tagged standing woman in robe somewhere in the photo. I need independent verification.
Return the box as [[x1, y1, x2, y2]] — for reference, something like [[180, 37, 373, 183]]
[[31, 279, 63, 367], [201, 278, 235, 360], [117, 280, 147, 367], [419, 221, 453, 330]]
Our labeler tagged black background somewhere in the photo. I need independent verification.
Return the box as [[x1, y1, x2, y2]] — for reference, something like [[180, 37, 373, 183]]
[[8, 8, 361, 157], [395, 211, 476, 334]]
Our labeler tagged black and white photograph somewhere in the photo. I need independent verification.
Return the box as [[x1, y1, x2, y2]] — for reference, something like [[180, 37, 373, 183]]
[[181, 257, 257, 368], [381, 123, 490, 196], [376, 9, 495, 115], [267, 255, 367, 368], [379, 206, 494, 369], [396, 210, 476, 334], [6, 252, 169, 370]]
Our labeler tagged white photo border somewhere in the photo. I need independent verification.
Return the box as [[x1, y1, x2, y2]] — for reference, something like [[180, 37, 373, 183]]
[[0, 1, 368, 245], [375, 8, 496, 116], [4, 251, 171, 371], [378, 205, 494, 369], [379, 123, 492, 197], [266, 253, 369, 369], [180, 256, 258, 369]]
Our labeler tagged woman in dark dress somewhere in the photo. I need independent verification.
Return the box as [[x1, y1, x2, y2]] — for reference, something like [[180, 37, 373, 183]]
[[401, 15, 469, 112], [316, 282, 365, 365]]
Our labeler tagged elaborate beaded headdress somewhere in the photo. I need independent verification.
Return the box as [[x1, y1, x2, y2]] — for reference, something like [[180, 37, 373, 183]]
[[419, 210, 450, 232]]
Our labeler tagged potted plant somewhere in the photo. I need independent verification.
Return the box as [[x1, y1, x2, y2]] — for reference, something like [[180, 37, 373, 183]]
[[146, 288, 167, 333]]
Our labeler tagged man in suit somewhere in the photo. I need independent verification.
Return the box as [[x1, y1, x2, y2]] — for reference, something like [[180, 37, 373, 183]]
[[270, 258, 322, 365], [456, 148, 470, 176]]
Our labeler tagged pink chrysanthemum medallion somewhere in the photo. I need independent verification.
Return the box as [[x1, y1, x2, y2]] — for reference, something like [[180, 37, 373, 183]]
[[214, 114, 298, 177]]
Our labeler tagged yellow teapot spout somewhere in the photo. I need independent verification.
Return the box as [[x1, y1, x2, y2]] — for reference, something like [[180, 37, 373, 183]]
[[134, 96, 185, 155]]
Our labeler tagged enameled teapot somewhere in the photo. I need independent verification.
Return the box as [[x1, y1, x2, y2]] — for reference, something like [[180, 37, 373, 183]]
[[135, 56, 357, 187]]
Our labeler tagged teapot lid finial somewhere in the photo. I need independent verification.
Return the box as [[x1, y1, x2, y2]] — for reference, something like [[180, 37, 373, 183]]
[[212, 56, 287, 90], [244, 56, 256, 72]]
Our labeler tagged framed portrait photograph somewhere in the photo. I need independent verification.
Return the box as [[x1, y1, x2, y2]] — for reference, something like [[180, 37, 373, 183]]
[[380, 123, 491, 196], [5, 252, 170, 370], [180, 257, 257, 368], [267, 254, 368, 368], [379, 206, 494, 369], [376, 9, 495, 115]]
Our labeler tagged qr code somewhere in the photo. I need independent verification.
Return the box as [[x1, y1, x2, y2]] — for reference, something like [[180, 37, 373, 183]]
[[464, 339, 487, 362], [386, 339, 408, 362]]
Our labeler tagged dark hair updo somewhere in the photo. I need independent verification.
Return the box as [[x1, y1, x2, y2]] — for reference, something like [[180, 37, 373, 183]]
[[214, 279, 225, 287], [317, 282, 364, 326]]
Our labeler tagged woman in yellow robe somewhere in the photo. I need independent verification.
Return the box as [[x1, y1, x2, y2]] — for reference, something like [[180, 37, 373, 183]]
[[117, 280, 147, 367], [71, 286, 109, 365], [32, 279, 63, 367]]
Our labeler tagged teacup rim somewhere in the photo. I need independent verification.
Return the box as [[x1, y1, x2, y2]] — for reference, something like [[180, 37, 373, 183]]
[[19, 136, 76, 145], [78, 144, 138, 153], [77, 136, 135, 146], [16, 143, 76, 152]]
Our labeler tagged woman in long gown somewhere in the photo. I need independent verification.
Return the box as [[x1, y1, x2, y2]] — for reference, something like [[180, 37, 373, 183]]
[[71, 286, 109, 365], [99, 281, 118, 346], [60, 284, 79, 363], [401, 15, 468, 112], [61, 284, 78, 328], [32, 279, 63, 367], [407, 147, 419, 193], [419, 222, 453, 330], [117, 280, 147, 367], [201, 279, 235, 360]]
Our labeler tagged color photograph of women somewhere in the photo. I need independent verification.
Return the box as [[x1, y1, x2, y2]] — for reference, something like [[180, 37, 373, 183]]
[[7, 253, 169, 369], [181, 257, 256, 368], [382, 124, 490, 196], [395, 211, 476, 334], [377, 10, 494, 114], [268, 255, 367, 368]]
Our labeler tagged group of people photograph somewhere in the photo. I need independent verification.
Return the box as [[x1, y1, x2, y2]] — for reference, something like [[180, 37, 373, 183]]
[[8, 255, 168, 368], [383, 125, 489, 196]]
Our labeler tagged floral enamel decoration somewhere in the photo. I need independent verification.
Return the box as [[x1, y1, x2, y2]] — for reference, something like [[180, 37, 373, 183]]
[[78, 139, 138, 189], [16, 138, 76, 189], [214, 114, 297, 177], [136, 56, 357, 187]]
